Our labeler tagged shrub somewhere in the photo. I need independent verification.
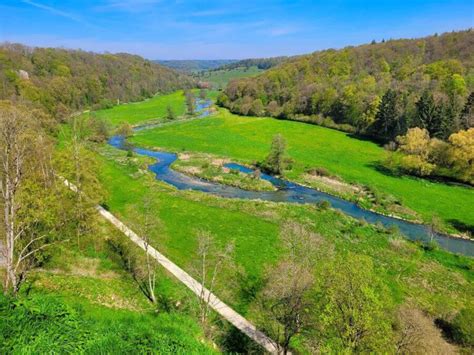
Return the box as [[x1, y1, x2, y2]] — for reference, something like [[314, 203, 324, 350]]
[[317, 200, 331, 209], [399, 155, 435, 176], [451, 308, 474, 346]]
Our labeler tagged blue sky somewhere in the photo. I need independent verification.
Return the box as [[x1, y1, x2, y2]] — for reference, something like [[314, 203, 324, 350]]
[[0, 0, 473, 59]]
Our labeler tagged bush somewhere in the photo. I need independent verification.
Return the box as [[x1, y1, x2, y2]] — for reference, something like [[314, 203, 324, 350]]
[[317, 200, 331, 209], [399, 155, 435, 176], [451, 308, 474, 346]]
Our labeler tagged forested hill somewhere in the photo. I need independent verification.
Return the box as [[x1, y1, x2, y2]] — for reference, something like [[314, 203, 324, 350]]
[[0, 43, 195, 119], [155, 59, 238, 72], [215, 56, 290, 71], [219, 30, 474, 142]]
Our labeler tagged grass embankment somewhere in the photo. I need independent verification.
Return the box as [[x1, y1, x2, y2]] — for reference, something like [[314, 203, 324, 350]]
[[130, 108, 474, 235], [0, 218, 215, 354], [92, 89, 220, 128]]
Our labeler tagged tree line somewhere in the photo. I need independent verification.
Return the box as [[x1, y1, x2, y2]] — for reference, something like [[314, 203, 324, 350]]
[[218, 30, 473, 143]]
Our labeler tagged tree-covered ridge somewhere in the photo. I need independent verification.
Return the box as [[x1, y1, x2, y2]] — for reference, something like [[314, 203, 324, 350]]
[[220, 30, 474, 142], [155, 59, 238, 72], [215, 56, 291, 71], [0, 43, 195, 119]]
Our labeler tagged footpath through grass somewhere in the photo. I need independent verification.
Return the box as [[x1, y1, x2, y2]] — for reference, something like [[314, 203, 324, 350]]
[[130, 108, 474, 234], [94, 144, 473, 352]]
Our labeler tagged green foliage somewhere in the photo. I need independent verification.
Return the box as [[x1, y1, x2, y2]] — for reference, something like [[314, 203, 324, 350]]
[[315, 254, 393, 352], [222, 30, 473, 141], [0, 43, 195, 119], [451, 308, 474, 346], [371, 89, 405, 140], [185, 90, 196, 115], [259, 134, 290, 175], [156, 59, 238, 72], [166, 104, 176, 120], [0, 294, 214, 354]]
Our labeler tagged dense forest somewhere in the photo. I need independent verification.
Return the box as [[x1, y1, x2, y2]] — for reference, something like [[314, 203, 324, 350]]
[[220, 30, 474, 140], [215, 56, 290, 71], [0, 43, 195, 120]]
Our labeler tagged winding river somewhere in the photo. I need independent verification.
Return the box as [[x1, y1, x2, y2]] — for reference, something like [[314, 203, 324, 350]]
[[108, 100, 474, 257]]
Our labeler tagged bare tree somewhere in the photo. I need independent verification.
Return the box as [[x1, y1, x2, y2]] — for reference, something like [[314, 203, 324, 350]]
[[256, 222, 324, 354], [139, 196, 158, 304], [195, 231, 234, 339], [0, 102, 56, 294], [120, 194, 160, 305]]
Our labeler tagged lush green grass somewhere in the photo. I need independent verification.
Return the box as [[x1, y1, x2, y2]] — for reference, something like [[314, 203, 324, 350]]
[[195, 66, 263, 89], [130, 109, 474, 233], [0, 217, 215, 354], [95, 144, 473, 315], [50, 91, 474, 353], [93, 91, 188, 126]]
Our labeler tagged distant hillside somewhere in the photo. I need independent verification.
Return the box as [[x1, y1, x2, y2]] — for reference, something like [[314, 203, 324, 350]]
[[214, 56, 291, 71], [194, 66, 263, 89], [220, 30, 474, 142], [0, 43, 195, 119], [155, 59, 238, 72]]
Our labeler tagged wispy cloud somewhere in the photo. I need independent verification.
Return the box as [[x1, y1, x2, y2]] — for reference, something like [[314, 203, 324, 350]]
[[96, 0, 162, 13], [21, 0, 95, 27]]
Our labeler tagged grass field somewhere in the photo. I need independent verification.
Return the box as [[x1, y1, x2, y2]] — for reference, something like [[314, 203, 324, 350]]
[[93, 143, 473, 352], [130, 108, 474, 234], [195, 66, 263, 89], [49, 91, 474, 352], [93, 91, 188, 126]]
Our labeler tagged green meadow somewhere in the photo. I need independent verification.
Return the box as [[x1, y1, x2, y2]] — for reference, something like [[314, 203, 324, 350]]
[[41, 91, 473, 353], [130, 108, 474, 234], [93, 91, 188, 126], [195, 66, 263, 89], [93, 137, 473, 352]]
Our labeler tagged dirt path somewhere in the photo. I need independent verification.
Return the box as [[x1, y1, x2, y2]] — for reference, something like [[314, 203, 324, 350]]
[[62, 178, 278, 353]]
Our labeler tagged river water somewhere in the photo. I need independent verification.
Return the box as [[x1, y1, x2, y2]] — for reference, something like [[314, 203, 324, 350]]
[[108, 100, 474, 257]]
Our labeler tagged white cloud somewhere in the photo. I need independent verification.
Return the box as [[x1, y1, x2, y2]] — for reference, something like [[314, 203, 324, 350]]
[[21, 0, 92, 26]]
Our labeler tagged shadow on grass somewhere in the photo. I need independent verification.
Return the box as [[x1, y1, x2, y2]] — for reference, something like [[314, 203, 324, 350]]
[[367, 161, 402, 178], [448, 219, 474, 236]]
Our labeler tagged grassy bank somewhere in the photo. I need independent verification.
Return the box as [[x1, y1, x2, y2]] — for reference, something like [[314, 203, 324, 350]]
[[0, 217, 215, 354]]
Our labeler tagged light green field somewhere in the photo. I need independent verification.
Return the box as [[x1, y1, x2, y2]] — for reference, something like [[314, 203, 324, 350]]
[[130, 109, 474, 233], [195, 66, 263, 89], [93, 91, 187, 126]]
